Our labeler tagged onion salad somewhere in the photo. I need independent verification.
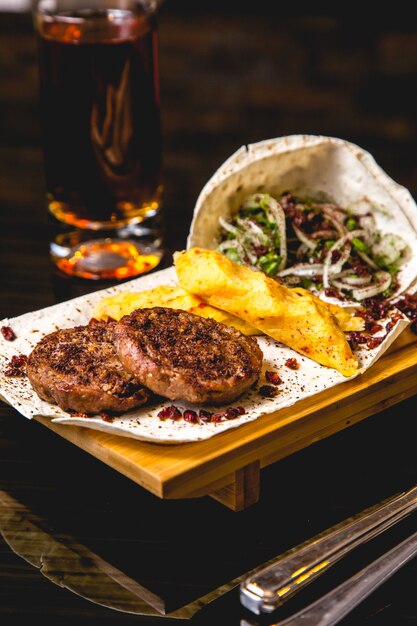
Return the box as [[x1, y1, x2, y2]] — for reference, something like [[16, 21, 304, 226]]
[[217, 192, 409, 305]]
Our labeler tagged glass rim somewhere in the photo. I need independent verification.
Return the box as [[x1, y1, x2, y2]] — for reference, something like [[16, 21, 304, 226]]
[[34, 0, 160, 20]]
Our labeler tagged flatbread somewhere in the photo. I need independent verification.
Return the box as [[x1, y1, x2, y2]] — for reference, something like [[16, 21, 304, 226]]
[[187, 135, 417, 301]]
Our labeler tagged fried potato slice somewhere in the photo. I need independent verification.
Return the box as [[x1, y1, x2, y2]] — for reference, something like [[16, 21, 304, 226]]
[[175, 248, 359, 377], [93, 285, 259, 335], [292, 289, 364, 332]]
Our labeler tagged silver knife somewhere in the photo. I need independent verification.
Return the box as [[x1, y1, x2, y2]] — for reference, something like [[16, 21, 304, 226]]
[[240, 484, 417, 615], [242, 528, 417, 626]]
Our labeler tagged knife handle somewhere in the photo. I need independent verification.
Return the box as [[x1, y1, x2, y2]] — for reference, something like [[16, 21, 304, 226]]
[[240, 484, 417, 615], [261, 528, 417, 626]]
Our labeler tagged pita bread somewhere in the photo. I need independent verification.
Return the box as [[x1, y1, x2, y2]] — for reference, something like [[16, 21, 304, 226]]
[[187, 135, 417, 302]]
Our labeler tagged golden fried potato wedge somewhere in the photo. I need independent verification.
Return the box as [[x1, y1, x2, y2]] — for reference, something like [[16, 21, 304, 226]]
[[93, 285, 259, 335], [175, 248, 358, 377], [292, 289, 364, 332]]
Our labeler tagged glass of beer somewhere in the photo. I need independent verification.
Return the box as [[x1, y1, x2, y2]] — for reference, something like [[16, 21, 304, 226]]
[[33, 0, 163, 280]]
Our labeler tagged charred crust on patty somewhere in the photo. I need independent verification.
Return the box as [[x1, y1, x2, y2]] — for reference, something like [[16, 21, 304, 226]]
[[26, 321, 151, 414], [114, 307, 263, 404]]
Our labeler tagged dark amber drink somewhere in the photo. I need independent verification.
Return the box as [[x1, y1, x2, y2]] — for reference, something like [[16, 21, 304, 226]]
[[34, 1, 163, 279]]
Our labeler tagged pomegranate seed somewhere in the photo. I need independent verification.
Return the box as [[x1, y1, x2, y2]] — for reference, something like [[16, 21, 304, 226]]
[[265, 370, 282, 385], [365, 321, 383, 334], [199, 409, 213, 422], [285, 358, 299, 370], [4, 367, 26, 377], [158, 405, 182, 421], [100, 412, 114, 422], [183, 409, 198, 423], [157, 407, 169, 420], [367, 336, 384, 349], [10, 354, 28, 368], [4, 353, 28, 377], [1, 326, 16, 341], [258, 385, 279, 398], [224, 407, 240, 419]]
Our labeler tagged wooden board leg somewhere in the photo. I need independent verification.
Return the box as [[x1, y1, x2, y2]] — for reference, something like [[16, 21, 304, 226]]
[[210, 461, 260, 511]]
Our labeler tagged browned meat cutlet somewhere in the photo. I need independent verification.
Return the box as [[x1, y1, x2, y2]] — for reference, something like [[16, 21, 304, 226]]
[[113, 307, 263, 404], [26, 321, 151, 414]]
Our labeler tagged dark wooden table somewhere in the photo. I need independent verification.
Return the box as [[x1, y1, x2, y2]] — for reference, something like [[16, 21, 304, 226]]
[[2, 5, 417, 625]]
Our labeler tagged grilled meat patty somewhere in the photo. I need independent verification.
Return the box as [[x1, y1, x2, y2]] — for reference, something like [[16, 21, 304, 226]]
[[26, 321, 151, 414], [114, 307, 263, 404]]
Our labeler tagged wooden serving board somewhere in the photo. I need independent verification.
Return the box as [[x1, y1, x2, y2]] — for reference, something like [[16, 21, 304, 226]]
[[33, 328, 417, 512]]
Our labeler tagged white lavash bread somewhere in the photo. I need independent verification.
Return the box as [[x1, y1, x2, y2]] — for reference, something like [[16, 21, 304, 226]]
[[187, 134, 417, 302]]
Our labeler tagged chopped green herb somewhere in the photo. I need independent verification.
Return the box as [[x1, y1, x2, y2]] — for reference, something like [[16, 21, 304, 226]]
[[259, 253, 281, 276], [346, 217, 357, 231], [225, 248, 240, 263], [385, 262, 399, 275], [351, 237, 370, 253]]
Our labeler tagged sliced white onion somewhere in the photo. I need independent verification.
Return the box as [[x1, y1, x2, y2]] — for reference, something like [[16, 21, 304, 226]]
[[331, 279, 351, 291], [322, 229, 365, 288], [293, 224, 316, 250], [241, 241, 258, 265], [278, 263, 323, 277], [266, 196, 287, 271], [322, 242, 352, 289], [296, 243, 309, 259], [356, 249, 379, 270], [241, 193, 287, 271], [217, 240, 240, 253], [310, 229, 339, 240], [217, 239, 248, 265], [371, 233, 408, 265], [358, 214, 376, 239], [237, 217, 264, 239], [248, 220, 266, 239], [332, 276, 372, 291], [350, 271, 392, 300], [322, 205, 347, 237], [311, 230, 339, 240], [334, 273, 372, 286], [219, 216, 238, 235]]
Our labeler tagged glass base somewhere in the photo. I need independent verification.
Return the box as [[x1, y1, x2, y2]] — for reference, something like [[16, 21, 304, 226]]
[[50, 222, 164, 280]]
